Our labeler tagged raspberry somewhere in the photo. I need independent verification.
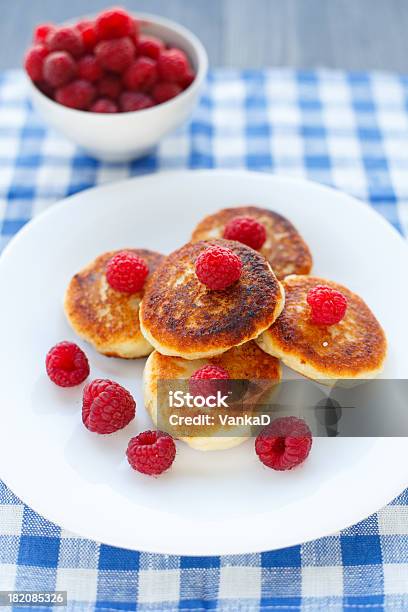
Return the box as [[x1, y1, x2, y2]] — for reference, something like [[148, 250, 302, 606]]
[[131, 19, 140, 46], [307, 285, 348, 326], [98, 75, 122, 100], [119, 92, 154, 112], [77, 54, 102, 82], [95, 37, 134, 73], [95, 7, 134, 40], [158, 48, 190, 83], [106, 251, 149, 293], [90, 98, 118, 113], [43, 51, 77, 87], [123, 57, 158, 92], [82, 379, 136, 434], [34, 24, 55, 45], [126, 430, 176, 476], [189, 365, 230, 399], [46, 341, 90, 387], [255, 417, 312, 471], [24, 45, 48, 82], [223, 216, 267, 250], [195, 245, 242, 290], [152, 81, 182, 104], [55, 79, 95, 110], [76, 20, 98, 51], [137, 35, 164, 60], [180, 69, 195, 89], [46, 26, 84, 58], [191, 365, 229, 381], [36, 80, 54, 98]]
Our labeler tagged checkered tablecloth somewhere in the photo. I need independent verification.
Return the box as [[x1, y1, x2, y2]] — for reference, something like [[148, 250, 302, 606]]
[[1, 68, 408, 611]]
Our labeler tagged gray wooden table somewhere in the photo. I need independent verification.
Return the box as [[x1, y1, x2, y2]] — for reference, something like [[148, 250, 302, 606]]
[[3, 0, 408, 72]]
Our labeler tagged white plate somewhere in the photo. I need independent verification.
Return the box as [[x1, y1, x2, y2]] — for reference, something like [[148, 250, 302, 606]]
[[0, 170, 407, 556]]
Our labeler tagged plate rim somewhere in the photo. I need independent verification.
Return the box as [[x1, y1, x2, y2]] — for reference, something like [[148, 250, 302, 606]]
[[1, 169, 407, 267]]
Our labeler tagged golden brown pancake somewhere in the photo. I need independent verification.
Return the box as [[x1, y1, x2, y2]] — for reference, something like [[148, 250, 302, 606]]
[[143, 341, 281, 451], [256, 275, 387, 381], [139, 239, 285, 360], [191, 206, 312, 280], [64, 249, 164, 358]]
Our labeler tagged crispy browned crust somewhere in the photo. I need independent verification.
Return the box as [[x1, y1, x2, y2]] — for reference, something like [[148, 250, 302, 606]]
[[64, 249, 164, 358], [139, 239, 285, 358], [150, 341, 281, 383], [258, 275, 387, 378], [191, 206, 313, 280]]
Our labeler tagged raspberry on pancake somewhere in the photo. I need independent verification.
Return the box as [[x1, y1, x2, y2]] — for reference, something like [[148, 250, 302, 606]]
[[191, 205, 312, 280], [256, 275, 387, 382], [139, 239, 285, 360], [64, 249, 164, 358]]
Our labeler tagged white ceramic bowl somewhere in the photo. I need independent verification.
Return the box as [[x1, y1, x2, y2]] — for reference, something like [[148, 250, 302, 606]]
[[28, 13, 208, 162]]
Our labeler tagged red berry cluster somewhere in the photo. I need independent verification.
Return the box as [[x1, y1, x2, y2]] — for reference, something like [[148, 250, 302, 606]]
[[195, 245, 243, 290], [82, 378, 136, 434], [126, 430, 176, 475], [223, 216, 267, 250], [45, 341, 176, 476], [255, 417, 312, 471], [307, 284, 348, 326], [106, 251, 149, 293], [24, 7, 195, 112], [46, 341, 90, 387], [189, 364, 230, 399]]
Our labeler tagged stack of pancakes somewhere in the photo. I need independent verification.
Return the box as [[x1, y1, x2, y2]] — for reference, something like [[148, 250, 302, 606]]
[[64, 205, 387, 451]]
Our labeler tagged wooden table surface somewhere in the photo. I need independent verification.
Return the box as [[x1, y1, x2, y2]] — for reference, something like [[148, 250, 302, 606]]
[[4, 0, 408, 72]]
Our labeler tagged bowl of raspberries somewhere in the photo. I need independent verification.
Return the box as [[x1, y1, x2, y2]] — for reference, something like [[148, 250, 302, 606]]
[[24, 7, 208, 161]]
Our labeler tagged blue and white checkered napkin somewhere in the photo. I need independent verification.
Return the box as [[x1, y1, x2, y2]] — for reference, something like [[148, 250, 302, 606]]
[[1, 69, 408, 611]]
